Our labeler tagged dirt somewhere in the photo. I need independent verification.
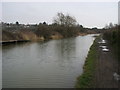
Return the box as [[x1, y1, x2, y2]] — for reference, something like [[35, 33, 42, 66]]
[[94, 37, 120, 88]]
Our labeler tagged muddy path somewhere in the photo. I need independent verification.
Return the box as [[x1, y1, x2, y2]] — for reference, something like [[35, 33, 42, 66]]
[[94, 36, 120, 88]]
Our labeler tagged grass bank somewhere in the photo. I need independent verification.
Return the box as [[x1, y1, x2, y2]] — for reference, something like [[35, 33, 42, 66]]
[[75, 37, 98, 88]]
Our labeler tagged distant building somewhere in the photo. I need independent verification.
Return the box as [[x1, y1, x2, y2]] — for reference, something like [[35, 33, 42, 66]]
[[118, 1, 120, 25]]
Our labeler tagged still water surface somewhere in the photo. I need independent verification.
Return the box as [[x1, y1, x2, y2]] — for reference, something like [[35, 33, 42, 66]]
[[2, 34, 96, 88]]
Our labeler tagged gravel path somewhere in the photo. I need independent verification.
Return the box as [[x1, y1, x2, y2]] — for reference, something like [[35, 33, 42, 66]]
[[94, 37, 120, 88]]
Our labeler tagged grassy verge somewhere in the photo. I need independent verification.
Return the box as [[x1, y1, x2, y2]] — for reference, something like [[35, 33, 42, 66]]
[[75, 37, 98, 88]]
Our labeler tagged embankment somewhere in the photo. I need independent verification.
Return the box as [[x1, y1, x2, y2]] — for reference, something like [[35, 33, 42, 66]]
[[75, 37, 98, 88], [2, 30, 45, 42], [76, 32, 120, 88], [1, 30, 88, 44]]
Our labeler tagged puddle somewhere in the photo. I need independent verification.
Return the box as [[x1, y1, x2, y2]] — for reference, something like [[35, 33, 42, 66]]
[[98, 39, 106, 44], [113, 72, 120, 81], [102, 48, 109, 52], [99, 46, 107, 49]]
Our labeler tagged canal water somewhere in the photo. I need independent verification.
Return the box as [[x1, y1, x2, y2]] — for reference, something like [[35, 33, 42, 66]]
[[2, 34, 96, 88]]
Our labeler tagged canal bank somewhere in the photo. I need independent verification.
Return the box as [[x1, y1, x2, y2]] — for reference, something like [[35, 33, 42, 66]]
[[75, 36, 98, 88], [76, 35, 120, 88]]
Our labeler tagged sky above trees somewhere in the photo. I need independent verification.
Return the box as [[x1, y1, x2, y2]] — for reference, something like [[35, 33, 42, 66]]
[[1, 1, 118, 28]]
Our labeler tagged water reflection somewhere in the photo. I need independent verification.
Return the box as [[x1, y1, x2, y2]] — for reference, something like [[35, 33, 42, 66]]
[[2, 34, 96, 88]]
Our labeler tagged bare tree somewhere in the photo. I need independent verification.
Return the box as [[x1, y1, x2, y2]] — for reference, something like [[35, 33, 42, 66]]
[[53, 12, 77, 27], [65, 14, 77, 26], [109, 22, 114, 29], [104, 24, 109, 29]]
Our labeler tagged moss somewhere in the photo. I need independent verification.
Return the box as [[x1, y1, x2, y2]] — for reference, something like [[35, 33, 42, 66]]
[[75, 37, 98, 88]]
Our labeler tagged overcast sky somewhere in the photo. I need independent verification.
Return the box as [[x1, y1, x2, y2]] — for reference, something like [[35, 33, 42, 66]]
[[2, 1, 119, 28]]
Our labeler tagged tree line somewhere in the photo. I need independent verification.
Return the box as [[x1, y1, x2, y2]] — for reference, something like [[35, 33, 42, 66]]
[[1, 12, 101, 41], [103, 24, 120, 64]]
